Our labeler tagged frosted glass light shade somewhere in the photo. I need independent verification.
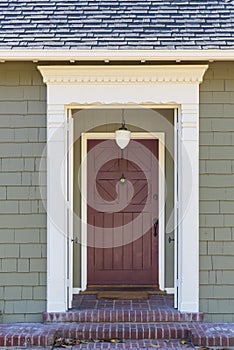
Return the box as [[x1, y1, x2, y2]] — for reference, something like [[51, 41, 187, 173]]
[[115, 129, 131, 149]]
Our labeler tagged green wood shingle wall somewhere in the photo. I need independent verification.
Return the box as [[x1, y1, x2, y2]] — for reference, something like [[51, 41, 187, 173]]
[[0, 63, 46, 322], [199, 62, 234, 322], [0, 61, 233, 322]]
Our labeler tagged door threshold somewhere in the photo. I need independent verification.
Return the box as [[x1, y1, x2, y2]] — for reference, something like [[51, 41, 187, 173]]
[[97, 291, 149, 300], [86, 284, 159, 289], [79, 285, 166, 295]]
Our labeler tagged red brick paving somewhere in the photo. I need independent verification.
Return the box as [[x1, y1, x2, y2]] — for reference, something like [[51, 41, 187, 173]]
[[190, 323, 234, 347], [0, 340, 194, 350], [57, 339, 195, 349], [52, 322, 189, 340], [0, 296, 234, 348], [0, 322, 234, 347], [43, 295, 204, 323], [0, 323, 55, 347]]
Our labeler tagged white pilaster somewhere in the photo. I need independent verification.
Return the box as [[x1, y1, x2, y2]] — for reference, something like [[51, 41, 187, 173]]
[[178, 104, 200, 312], [46, 104, 67, 312]]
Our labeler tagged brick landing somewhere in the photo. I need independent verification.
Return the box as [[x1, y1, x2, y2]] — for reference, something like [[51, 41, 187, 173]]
[[43, 294, 204, 323]]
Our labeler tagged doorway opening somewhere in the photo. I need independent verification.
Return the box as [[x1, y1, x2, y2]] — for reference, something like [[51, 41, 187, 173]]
[[71, 108, 176, 302]]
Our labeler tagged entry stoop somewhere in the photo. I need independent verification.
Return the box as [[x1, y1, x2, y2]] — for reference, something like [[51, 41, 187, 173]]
[[0, 295, 233, 348], [42, 294, 234, 348], [43, 294, 203, 324], [42, 294, 204, 346]]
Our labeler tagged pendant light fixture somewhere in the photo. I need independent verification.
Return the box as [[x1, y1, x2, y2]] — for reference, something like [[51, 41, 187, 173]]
[[115, 109, 131, 149]]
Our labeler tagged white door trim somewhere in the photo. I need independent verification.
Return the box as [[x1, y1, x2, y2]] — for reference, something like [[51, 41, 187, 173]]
[[173, 108, 179, 308], [66, 109, 74, 309], [81, 132, 165, 291], [38, 64, 208, 313]]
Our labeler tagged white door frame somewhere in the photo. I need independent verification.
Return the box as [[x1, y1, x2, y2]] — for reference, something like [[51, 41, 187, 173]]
[[38, 64, 208, 313], [81, 132, 165, 292]]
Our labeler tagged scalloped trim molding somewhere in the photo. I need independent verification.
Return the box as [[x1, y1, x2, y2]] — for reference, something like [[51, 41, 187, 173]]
[[38, 65, 208, 85]]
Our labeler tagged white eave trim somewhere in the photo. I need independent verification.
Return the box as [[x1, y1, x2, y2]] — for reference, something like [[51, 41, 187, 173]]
[[0, 49, 234, 61]]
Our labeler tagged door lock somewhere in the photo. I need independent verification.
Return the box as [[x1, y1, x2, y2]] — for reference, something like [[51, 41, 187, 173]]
[[153, 218, 158, 237], [71, 237, 79, 244]]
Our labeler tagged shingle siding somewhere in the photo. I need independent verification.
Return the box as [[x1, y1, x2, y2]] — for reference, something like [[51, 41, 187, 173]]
[[0, 62, 46, 323], [199, 62, 234, 322], [0, 0, 233, 49]]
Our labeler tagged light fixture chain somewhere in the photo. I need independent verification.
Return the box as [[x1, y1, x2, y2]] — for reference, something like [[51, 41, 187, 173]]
[[121, 148, 124, 160], [122, 109, 125, 127]]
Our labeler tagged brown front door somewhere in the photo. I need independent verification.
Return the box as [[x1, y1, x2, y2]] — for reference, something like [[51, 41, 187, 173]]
[[87, 138, 159, 286]]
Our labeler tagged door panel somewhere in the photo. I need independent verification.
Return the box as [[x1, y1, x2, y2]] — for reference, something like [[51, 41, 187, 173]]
[[87, 139, 159, 285]]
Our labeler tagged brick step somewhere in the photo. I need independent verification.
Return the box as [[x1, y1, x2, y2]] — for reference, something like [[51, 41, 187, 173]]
[[190, 323, 234, 347], [54, 339, 195, 349], [0, 323, 233, 348], [0, 323, 55, 347], [43, 310, 203, 323], [53, 323, 189, 341], [0, 323, 188, 347]]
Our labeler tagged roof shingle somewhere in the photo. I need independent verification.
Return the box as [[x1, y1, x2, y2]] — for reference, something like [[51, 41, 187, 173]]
[[0, 0, 233, 49]]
